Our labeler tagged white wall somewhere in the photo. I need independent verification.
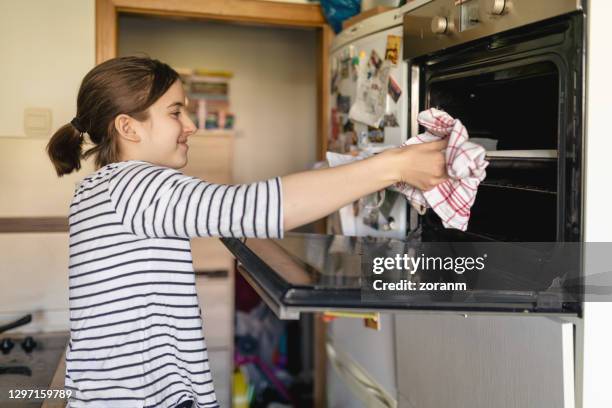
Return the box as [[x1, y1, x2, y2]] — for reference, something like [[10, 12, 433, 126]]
[[118, 15, 318, 183], [581, 0, 612, 406], [0, 0, 95, 331], [0, 0, 96, 216]]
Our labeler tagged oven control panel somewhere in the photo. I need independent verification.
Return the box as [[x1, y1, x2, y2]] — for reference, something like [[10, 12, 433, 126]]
[[403, 0, 582, 59]]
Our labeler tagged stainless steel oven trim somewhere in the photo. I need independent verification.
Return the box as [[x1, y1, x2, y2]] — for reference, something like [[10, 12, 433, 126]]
[[275, 304, 579, 320], [408, 65, 421, 232], [424, 54, 565, 85], [409, 65, 420, 139], [403, 0, 582, 60]]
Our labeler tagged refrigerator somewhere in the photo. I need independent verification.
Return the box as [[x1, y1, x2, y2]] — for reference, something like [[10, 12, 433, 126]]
[[326, 10, 408, 408], [327, 14, 409, 241]]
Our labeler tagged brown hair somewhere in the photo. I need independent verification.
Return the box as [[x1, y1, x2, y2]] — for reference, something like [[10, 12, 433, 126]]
[[46, 56, 179, 176]]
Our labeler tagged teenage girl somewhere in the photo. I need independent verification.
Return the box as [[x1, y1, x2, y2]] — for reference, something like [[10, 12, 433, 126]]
[[46, 56, 446, 408]]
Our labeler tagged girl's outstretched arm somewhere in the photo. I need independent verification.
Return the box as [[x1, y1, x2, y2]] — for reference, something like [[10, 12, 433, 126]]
[[101, 140, 446, 241], [282, 139, 447, 231]]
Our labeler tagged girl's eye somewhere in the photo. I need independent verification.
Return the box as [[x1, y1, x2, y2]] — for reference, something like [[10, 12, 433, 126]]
[[171, 111, 180, 118]]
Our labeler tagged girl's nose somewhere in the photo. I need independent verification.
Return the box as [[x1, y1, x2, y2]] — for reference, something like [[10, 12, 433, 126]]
[[183, 115, 197, 136]]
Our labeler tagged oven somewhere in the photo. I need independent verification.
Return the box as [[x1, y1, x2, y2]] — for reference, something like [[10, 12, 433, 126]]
[[403, 0, 585, 243]]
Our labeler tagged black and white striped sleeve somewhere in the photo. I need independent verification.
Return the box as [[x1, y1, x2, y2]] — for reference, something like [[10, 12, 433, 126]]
[[108, 162, 283, 239]]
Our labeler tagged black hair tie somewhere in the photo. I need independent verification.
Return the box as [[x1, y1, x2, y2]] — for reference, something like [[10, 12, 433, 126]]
[[71, 117, 86, 133]]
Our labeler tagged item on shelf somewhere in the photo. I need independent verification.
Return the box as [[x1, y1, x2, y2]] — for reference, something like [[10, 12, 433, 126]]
[[205, 112, 218, 129], [190, 80, 228, 101], [224, 113, 235, 129]]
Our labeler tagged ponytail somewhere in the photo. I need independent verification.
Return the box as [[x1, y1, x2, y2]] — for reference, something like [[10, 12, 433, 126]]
[[46, 123, 84, 177]]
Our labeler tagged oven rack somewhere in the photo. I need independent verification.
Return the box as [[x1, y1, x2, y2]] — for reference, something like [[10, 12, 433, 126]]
[[479, 181, 557, 195], [485, 149, 558, 159]]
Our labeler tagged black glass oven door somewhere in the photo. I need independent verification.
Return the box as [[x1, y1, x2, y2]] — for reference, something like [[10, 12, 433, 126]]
[[221, 233, 581, 320]]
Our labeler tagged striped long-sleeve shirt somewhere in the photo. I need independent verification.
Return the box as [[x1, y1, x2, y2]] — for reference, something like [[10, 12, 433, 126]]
[[65, 160, 283, 408]]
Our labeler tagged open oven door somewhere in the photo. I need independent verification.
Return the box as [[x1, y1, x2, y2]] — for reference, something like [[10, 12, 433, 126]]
[[221, 232, 583, 320]]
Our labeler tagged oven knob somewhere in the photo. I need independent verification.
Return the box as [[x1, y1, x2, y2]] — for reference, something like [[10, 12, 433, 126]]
[[21, 336, 37, 353], [1, 338, 14, 354], [489, 0, 507, 15], [431, 16, 449, 35]]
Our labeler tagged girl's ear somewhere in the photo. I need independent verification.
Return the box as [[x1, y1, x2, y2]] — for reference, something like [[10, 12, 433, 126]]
[[114, 114, 141, 143]]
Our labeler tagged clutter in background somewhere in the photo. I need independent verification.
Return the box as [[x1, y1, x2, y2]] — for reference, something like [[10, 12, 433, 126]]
[[176, 68, 235, 131], [329, 32, 403, 153], [320, 0, 361, 33], [233, 273, 313, 408]]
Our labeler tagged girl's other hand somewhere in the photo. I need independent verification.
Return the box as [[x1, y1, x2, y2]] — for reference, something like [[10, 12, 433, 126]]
[[385, 139, 448, 191]]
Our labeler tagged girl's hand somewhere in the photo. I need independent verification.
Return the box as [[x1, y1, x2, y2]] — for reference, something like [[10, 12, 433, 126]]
[[384, 139, 448, 191]]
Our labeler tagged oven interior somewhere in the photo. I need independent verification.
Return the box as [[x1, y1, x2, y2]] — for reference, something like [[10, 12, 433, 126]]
[[426, 61, 560, 242]]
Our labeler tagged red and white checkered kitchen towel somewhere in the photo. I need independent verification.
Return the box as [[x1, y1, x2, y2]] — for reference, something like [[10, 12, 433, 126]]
[[392, 108, 488, 230]]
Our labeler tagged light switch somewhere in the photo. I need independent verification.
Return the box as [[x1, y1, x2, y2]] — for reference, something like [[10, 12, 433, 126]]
[[24, 108, 52, 138]]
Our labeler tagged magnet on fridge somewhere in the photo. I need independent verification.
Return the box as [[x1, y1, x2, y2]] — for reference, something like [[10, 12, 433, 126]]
[[349, 45, 355, 59], [351, 57, 359, 81], [331, 108, 340, 140], [388, 75, 402, 103], [331, 70, 339, 94], [337, 94, 351, 114], [385, 35, 401, 66], [340, 58, 349, 79], [343, 120, 354, 133], [382, 113, 399, 127], [369, 49, 382, 72], [367, 126, 384, 143]]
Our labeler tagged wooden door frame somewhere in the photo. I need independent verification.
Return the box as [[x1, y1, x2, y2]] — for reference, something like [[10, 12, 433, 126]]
[[96, 1, 331, 406], [96, 0, 331, 162]]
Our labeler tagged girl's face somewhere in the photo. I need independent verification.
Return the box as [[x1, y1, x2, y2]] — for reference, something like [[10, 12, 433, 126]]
[[125, 79, 197, 169]]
